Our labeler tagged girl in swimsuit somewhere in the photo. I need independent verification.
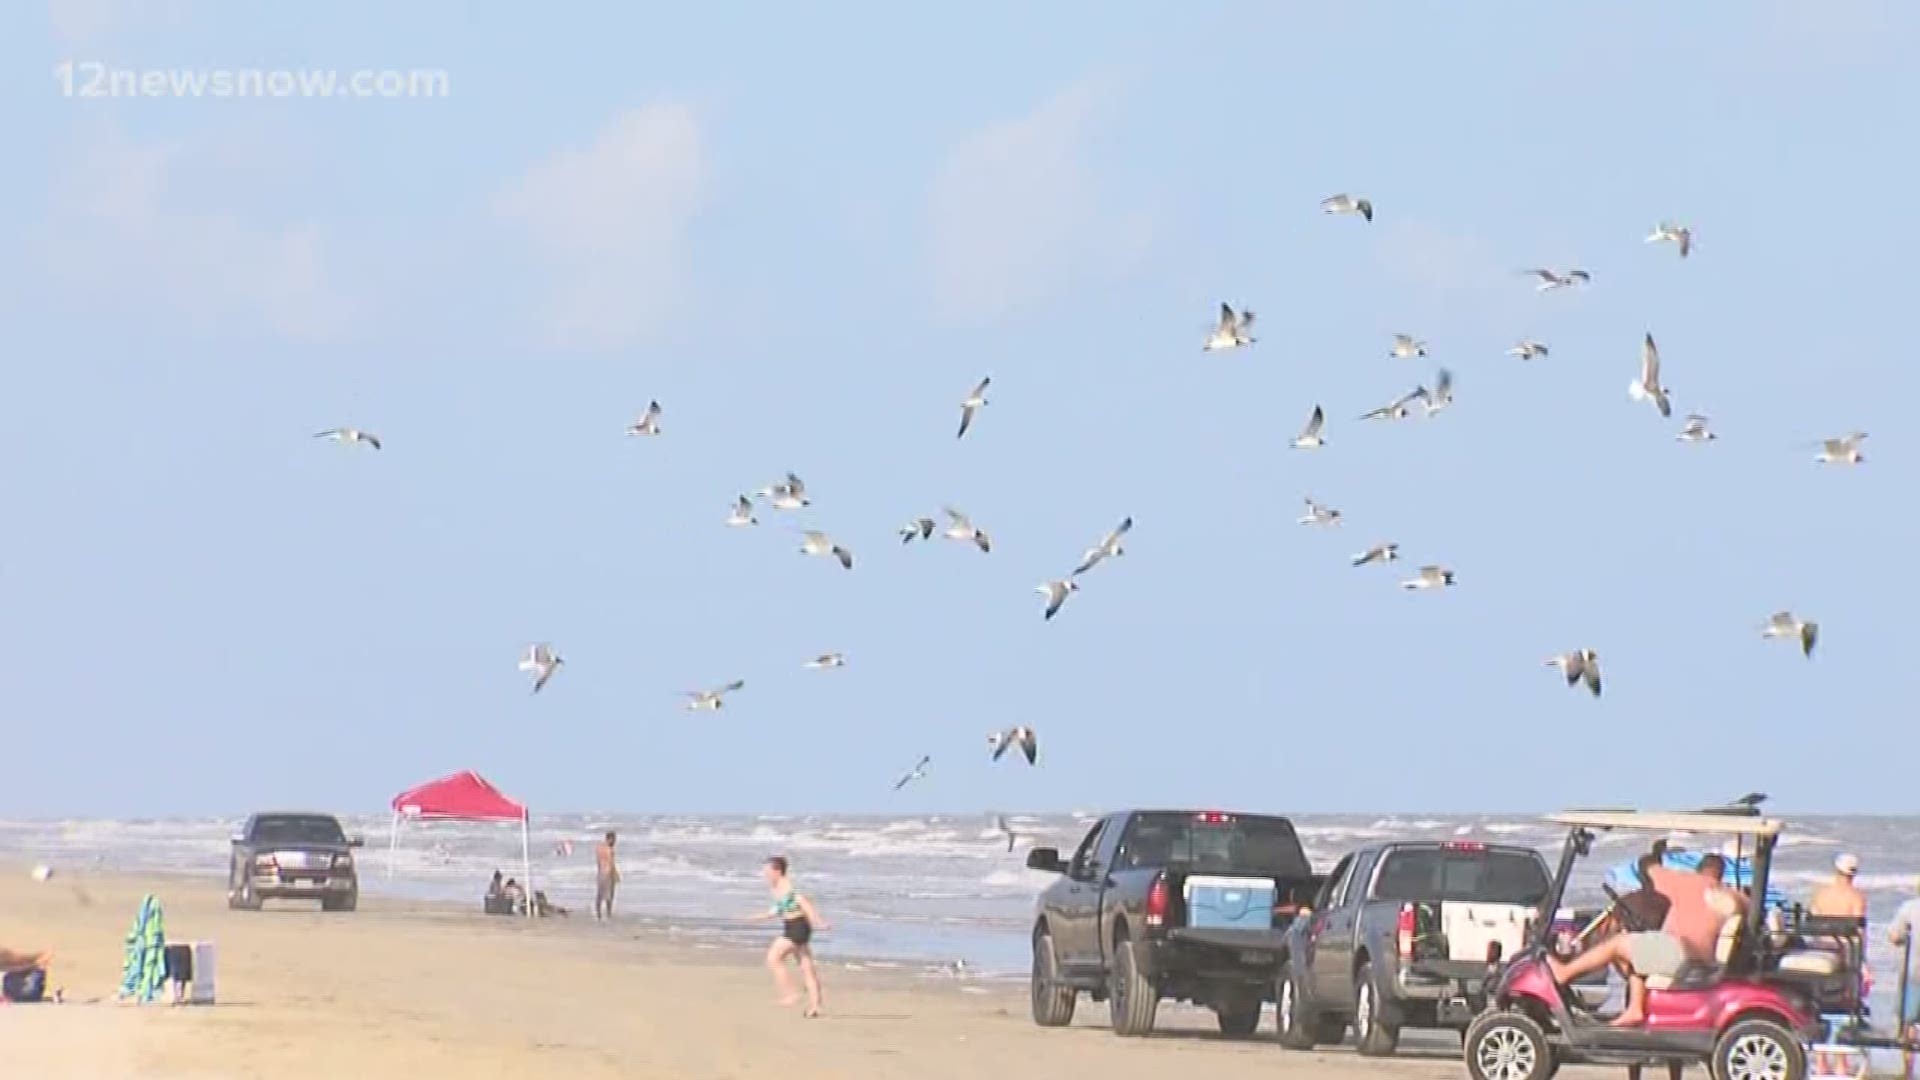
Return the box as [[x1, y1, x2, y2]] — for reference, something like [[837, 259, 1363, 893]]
[[750, 855, 829, 1017]]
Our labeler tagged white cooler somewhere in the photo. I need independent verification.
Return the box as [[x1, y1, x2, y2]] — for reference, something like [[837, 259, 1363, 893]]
[[182, 941, 216, 1004]]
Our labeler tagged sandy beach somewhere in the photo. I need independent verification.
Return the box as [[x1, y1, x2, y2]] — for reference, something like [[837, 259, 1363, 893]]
[[0, 864, 1666, 1080]]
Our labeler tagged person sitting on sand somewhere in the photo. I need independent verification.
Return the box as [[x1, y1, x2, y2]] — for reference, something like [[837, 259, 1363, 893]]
[[0, 946, 53, 1003], [502, 877, 526, 912], [1548, 848, 1729, 1027], [532, 890, 568, 918], [487, 870, 504, 899]]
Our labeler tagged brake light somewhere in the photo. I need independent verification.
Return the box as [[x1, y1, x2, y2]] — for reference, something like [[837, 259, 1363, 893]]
[[1396, 903, 1416, 959], [1193, 811, 1233, 824], [1442, 841, 1486, 852], [1146, 875, 1169, 928]]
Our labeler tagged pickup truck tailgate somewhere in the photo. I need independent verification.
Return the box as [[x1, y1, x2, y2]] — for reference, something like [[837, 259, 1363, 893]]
[[1438, 901, 1532, 963]]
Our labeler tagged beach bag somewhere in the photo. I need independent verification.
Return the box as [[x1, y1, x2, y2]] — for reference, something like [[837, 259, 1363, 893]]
[[2, 967, 47, 1002]]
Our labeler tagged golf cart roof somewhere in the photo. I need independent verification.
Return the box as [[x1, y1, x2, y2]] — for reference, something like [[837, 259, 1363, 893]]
[[1547, 809, 1784, 838]]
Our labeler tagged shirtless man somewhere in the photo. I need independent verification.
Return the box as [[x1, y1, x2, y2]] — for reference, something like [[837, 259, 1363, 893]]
[[595, 831, 619, 921], [1811, 853, 1867, 918], [1548, 852, 1732, 1026]]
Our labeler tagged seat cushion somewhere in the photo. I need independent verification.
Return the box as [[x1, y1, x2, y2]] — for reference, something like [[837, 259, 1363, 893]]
[[1777, 949, 1842, 977]]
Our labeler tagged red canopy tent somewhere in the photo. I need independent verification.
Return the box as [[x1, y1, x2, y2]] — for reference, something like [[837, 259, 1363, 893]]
[[387, 771, 531, 915]]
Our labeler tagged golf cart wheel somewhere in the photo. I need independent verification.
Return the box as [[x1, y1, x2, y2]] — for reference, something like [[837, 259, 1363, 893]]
[[1712, 1018, 1806, 1080], [1464, 1009, 1556, 1080], [1352, 961, 1401, 1056], [1029, 928, 1077, 1027], [1275, 959, 1319, 1050]]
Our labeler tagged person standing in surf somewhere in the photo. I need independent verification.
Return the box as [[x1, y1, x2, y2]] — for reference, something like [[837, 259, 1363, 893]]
[[594, 831, 619, 921], [748, 855, 828, 1017]]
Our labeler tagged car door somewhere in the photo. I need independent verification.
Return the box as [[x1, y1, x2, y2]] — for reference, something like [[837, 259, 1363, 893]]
[[1054, 817, 1111, 972], [1304, 853, 1354, 997], [1314, 849, 1379, 1006]]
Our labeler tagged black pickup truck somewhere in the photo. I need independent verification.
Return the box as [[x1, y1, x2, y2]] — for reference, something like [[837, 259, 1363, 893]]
[[1273, 839, 1558, 1056], [1026, 809, 1322, 1037], [228, 811, 363, 911]]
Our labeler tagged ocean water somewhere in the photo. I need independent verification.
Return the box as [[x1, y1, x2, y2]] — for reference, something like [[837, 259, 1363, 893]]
[[3, 812, 1916, 1007]]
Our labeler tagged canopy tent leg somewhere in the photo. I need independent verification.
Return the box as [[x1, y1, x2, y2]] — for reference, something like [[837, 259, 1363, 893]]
[[521, 813, 532, 920], [387, 811, 400, 880]]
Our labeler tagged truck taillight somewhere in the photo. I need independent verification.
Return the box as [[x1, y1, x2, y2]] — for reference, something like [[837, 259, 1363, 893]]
[[1193, 811, 1233, 824], [1146, 875, 1169, 928], [1396, 903, 1416, 960]]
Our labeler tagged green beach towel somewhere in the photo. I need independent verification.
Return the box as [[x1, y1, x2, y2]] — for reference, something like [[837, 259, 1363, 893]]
[[118, 894, 167, 1002]]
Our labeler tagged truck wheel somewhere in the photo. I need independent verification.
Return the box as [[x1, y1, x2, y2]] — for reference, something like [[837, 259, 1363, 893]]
[[1030, 929, 1077, 1027], [1352, 961, 1401, 1057], [1107, 935, 1159, 1037], [1275, 960, 1320, 1050], [1712, 1018, 1806, 1080], [322, 889, 357, 913], [1464, 1009, 1555, 1080], [1214, 994, 1261, 1038], [230, 877, 261, 911]]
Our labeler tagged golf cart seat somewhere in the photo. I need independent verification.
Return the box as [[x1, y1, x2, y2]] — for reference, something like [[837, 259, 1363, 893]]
[[1645, 913, 1743, 992], [1776, 950, 1844, 977]]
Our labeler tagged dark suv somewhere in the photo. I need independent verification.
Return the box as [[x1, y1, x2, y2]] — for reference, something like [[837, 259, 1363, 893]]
[[228, 812, 363, 911]]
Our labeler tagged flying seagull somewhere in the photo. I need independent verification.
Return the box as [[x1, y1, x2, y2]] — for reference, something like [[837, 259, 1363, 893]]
[[1360, 388, 1424, 422], [941, 507, 992, 553], [993, 814, 1019, 852], [1546, 649, 1602, 698], [1677, 415, 1718, 443], [1320, 193, 1374, 222], [684, 679, 746, 710], [1761, 611, 1818, 657], [989, 726, 1039, 765], [1507, 340, 1550, 361], [893, 755, 931, 791], [1298, 498, 1341, 527], [805, 652, 845, 670], [898, 516, 936, 543], [1731, 792, 1768, 809], [1204, 302, 1256, 352], [757, 472, 811, 511], [1815, 432, 1867, 465], [1646, 222, 1693, 259], [956, 377, 991, 439], [1402, 564, 1457, 590], [1352, 543, 1400, 567], [1072, 517, 1133, 576], [1423, 368, 1454, 415], [1036, 578, 1078, 620], [1629, 333, 1673, 418], [1291, 405, 1327, 449], [1391, 334, 1427, 359], [314, 427, 382, 451], [725, 495, 758, 527], [518, 644, 563, 694], [1527, 268, 1591, 292], [626, 401, 662, 436], [800, 530, 854, 570]]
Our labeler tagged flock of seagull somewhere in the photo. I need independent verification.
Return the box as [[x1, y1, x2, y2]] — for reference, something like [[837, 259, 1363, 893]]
[[311, 192, 1866, 806]]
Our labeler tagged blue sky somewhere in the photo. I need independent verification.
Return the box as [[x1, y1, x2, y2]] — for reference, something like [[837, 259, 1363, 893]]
[[3, 1, 1917, 817]]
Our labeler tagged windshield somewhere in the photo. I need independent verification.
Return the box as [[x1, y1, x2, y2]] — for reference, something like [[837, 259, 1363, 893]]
[[250, 815, 346, 845], [1116, 813, 1310, 877], [1372, 847, 1549, 905]]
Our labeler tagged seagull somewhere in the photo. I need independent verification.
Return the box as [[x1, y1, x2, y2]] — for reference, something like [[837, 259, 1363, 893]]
[[1352, 543, 1399, 567], [1298, 498, 1341, 527], [941, 507, 992, 553], [805, 652, 846, 670], [1204, 302, 1256, 352], [725, 495, 758, 527], [893, 755, 931, 791], [684, 679, 747, 710], [1815, 432, 1867, 465], [1291, 405, 1327, 448], [757, 472, 811, 511], [1360, 388, 1424, 421], [898, 516, 936, 543], [800, 530, 854, 570], [626, 400, 662, 436], [1507, 340, 1550, 361], [1629, 333, 1673, 418], [1422, 368, 1454, 415], [1546, 649, 1602, 698], [1072, 517, 1133, 576], [1677, 415, 1718, 443], [1646, 222, 1693, 259], [314, 427, 382, 451], [1320, 193, 1374, 222], [1036, 579, 1078, 620], [989, 726, 1039, 765], [1402, 564, 1457, 590], [956, 377, 991, 439], [1761, 611, 1818, 657], [993, 814, 1019, 852], [1391, 334, 1428, 359], [518, 644, 563, 694], [1527, 268, 1591, 292], [1731, 792, 1768, 809]]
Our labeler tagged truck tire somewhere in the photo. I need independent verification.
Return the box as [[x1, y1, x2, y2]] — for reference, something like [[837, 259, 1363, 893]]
[[229, 876, 261, 911], [1213, 994, 1262, 1038], [322, 888, 357, 913], [1352, 960, 1401, 1057], [1711, 1018, 1806, 1080], [1107, 934, 1159, 1037], [1464, 1008, 1556, 1080], [1030, 929, 1077, 1027], [1275, 959, 1320, 1050]]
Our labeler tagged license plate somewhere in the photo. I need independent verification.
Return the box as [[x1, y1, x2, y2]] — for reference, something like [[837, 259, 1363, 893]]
[[1241, 951, 1269, 964]]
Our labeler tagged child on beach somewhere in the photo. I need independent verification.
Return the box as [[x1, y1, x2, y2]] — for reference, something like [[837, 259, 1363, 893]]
[[748, 856, 829, 1018]]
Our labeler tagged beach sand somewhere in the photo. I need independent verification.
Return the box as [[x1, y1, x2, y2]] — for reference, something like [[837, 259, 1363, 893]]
[[1, 865, 1632, 1080]]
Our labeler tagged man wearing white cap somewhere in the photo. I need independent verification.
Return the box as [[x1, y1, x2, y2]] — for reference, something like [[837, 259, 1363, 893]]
[[1811, 853, 1866, 919]]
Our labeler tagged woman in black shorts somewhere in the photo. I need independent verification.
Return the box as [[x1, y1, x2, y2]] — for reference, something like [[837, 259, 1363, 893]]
[[751, 855, 829, 1017]]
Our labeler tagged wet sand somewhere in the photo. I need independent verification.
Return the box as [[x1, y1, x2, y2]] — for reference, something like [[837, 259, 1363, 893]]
[[1, 864, 1634, 1079]]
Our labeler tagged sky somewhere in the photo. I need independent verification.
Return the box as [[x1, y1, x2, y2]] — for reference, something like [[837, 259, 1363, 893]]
[[2, 1, 1917, 818]]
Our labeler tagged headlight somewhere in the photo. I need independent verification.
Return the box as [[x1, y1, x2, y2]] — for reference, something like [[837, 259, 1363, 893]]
[[333, 853, 354, 868], [254, 854, 276, 868]]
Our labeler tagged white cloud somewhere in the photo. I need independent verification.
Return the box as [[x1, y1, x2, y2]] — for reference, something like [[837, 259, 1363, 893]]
[[927, 80, 1150, 322], [41, 128, 354, 340], [495, 103, 705, 350]]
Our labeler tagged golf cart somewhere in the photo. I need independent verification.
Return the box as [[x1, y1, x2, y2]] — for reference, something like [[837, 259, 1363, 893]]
[[1463, 807, 1911, 1080]]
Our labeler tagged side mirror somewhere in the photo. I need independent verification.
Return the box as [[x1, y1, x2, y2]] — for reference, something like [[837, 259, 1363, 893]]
[[348, 837, 365, 848], [1026, 847, 1066, 874], [230, 833, 246, 845]]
